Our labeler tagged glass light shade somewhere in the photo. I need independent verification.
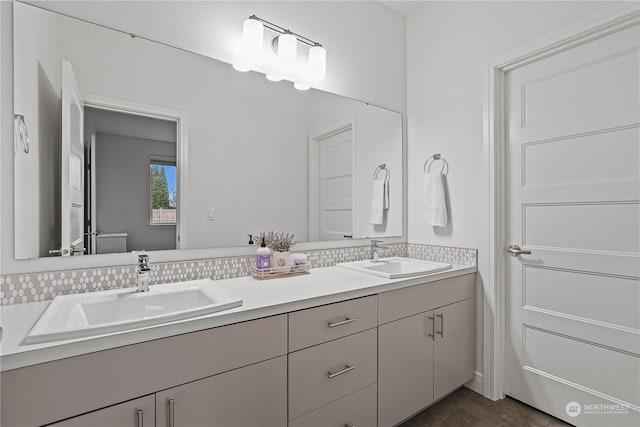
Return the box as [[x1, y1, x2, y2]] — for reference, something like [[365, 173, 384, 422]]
[[294, 82, 310, 91], [308, 45, 326, 81], [277, 33, 297, 68], [266, 74, 282, 82], [242, 18, 263, 56]]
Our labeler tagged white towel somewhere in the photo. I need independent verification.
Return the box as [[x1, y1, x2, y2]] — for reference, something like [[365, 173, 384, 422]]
[[383, 178, 390, 210], [369, 178, 387, 225], [424, 173, 448, 227]]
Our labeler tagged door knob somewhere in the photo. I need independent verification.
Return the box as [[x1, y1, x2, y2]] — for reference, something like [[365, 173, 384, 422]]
[[507, 244, 531, 257]]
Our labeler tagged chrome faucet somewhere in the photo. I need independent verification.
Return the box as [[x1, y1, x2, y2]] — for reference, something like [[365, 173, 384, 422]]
[[370, 240, 388, 262], [136, 254, 151, 292]]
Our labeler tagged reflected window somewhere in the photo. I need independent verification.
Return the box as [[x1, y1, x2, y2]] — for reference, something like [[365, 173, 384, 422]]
[[150, 158, 177, 225]]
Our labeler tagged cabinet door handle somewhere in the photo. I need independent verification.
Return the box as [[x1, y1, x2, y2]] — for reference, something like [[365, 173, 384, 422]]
[[168, 398, 175, 427], [345, 424, 356, 427], [328, 364, 355, 379], [136, 409, 143, 427], [427, 315, 435, 341], [328, 317, 356, 328], [437, 313, 444, 337]]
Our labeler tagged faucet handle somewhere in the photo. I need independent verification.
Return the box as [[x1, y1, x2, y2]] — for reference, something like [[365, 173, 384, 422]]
[[137, 254, 150, 272]]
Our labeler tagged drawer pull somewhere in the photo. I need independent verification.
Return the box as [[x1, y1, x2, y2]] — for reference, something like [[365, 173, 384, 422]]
[[328, 364, 355, 379], [328, 317, 356, 328], [345, 425, 355, 427], [168, 398, 175, 427], [428, 315, 435, 341], [136, 409, 143, 427]]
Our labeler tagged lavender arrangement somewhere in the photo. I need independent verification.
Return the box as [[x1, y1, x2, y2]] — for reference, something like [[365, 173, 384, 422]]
[[258, 231, 296, 252]]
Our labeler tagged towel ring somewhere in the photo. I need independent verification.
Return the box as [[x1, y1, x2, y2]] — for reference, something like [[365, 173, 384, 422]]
[[14, 114, 29, 154], [423, 154, 448, 175], [374, 164, 390, 183]]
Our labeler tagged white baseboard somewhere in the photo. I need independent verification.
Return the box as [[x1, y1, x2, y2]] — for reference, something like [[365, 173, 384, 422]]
[[464, 371, 484, 395]]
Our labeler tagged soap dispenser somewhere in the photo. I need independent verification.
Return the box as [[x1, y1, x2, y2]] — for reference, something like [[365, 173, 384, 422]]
[[256, 237, 271, 272]]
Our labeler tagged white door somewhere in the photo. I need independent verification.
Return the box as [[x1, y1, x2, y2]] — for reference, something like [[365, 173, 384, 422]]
[[318, 127, 353, 240], [308, 122, 355, 241], [89, 134, 97, 255], [60, 60, 85, 257], [506, 23, 640, 426]]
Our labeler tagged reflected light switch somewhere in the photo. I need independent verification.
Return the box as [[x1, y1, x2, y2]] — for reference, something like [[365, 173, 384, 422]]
[[206, 208, 215, 221]]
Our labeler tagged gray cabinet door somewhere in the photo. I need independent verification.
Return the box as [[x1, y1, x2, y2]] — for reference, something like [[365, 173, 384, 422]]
[[378, 311, 435, 427], [434, 298, 475, 401], [155, 356, 287, 427], [48, 395, 155, 427]]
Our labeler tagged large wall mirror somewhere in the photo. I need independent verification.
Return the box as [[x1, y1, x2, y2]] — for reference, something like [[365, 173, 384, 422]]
[[13, 2, 403, 260]]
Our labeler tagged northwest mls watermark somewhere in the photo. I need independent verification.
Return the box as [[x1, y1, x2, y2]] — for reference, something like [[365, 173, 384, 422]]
[[566, 401, 630, 417]]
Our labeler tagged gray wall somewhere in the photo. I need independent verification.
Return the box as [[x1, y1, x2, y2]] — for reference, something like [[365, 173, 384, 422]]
[[95, 132, 176, 252]]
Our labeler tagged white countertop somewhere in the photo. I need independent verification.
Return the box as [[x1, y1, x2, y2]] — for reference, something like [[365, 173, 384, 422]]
[[0, 263, 476, 371]]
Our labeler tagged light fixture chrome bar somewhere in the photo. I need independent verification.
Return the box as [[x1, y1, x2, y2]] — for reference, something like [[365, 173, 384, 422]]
[[248, 15, 322, 48]]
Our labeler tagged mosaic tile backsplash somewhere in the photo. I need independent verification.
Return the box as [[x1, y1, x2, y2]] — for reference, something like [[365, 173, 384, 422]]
[[0, 243, 476, 306], [407, 243, 477, 266]]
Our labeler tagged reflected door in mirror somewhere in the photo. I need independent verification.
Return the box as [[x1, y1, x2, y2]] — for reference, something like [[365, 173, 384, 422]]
[[58, 60, 85, 257]]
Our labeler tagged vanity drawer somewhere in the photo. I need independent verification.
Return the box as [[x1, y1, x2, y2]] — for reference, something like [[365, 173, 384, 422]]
[[288, 328, 377, 420], [289, 295, 377, 351], [289, 383, 377, 427], [378, 273, 475, 324]]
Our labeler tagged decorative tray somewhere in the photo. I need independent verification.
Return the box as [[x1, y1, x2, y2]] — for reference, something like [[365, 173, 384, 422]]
[[251, 262, 311, 280]]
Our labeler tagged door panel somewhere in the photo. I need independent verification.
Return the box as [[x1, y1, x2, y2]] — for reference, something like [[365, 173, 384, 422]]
[[523, 202, 639, 253], [523, 266, 640, 331], [521, 49, 638, 131], [522, 127, 639, 187], [523, 327, 639, 406], [506, 22, 640, 427], [512, 26, 639, 141]]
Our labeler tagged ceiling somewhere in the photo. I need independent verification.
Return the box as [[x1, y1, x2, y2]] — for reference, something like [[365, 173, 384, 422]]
[[379, 1, 426, 17]]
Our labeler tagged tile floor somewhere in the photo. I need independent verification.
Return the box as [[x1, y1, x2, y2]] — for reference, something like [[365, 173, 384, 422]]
[[400, 387, 571, 427]]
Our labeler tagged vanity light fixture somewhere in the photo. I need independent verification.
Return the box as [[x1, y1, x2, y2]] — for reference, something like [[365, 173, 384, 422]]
[[232, 15, 326, 91]]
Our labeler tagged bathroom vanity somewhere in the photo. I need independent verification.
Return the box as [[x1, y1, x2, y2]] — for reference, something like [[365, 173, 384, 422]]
[[1, 266, 475, 427]]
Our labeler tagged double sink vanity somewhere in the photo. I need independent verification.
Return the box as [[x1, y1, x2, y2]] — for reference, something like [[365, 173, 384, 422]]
[[1, 258, 476, 427]]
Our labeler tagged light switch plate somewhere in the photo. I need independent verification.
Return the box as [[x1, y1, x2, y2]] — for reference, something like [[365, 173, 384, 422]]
[[206, 208, 215, 221]]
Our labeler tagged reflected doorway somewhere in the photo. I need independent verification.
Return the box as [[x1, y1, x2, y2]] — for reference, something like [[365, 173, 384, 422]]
[[84, 106, 178, 254]]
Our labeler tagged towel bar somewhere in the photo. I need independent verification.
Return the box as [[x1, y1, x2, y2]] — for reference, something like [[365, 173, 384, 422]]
[[374, 164, 390, 183], [424, 154, 448, 175]]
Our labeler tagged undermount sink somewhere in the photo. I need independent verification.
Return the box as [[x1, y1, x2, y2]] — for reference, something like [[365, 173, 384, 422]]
[[25, 279, 242, 344], [338, 257, 452, 279]]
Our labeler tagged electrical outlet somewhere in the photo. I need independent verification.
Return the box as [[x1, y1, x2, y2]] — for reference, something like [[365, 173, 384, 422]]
[[206, 208, 215, 221]]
